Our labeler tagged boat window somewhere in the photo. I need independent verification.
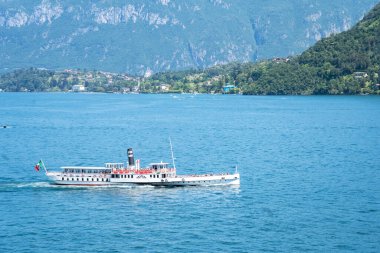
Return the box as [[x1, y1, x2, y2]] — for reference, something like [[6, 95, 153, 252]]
[[82, 178, 84, 181], [131, 175, 133, 178], [92, 178, 94, 181], [62, 177, 64, 180], [87, 178, 89, 181], [102, 178, 104, 181], [72, 178, 74, 181], [97, 178, 99, 181]]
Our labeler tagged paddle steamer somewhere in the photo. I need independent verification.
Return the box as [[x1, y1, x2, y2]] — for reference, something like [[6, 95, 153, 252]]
[[42, 147, 240, 187]]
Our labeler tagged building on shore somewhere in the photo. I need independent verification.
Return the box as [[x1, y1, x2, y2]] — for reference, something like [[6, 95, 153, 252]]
[[72, 85, 86, 92], [223, 85, 236, 93]]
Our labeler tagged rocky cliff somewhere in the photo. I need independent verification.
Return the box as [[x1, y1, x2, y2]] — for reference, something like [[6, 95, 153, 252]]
[[0, 0, 377, 74]]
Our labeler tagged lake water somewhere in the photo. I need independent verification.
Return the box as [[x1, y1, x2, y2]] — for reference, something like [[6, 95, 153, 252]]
[[0, 93, 379, 252]]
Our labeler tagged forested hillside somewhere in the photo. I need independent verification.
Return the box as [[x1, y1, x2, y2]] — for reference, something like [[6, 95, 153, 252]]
[[0, 68, 138, 92]]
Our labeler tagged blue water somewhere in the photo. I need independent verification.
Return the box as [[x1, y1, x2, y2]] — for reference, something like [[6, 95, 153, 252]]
[[0, 93, 379, 252]]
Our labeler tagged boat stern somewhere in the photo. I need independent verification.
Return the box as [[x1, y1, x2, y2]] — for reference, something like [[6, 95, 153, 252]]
[[228, 173, 240, 185], [45, 171, 62, 182]]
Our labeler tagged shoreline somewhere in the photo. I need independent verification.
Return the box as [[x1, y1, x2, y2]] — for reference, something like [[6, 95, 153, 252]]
[[0, 91, 379, 96]]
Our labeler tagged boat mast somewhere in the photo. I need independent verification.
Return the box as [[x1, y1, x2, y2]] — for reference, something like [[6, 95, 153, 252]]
[[169, 137, 176, 169]]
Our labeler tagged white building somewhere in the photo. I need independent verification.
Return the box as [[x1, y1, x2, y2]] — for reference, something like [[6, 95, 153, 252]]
[[72, 85, 86, 92], [160, 84, 170, 91]]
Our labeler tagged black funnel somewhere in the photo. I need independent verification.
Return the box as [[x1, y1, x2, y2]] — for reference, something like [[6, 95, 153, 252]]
[[127, 148, 135, 167]]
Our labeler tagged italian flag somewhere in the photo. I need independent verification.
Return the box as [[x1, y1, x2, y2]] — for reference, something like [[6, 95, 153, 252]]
[[35, 160, 43, 172]]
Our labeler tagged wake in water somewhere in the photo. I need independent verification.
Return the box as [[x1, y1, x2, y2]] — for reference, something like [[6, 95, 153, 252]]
[[0, 181, 155, 191], [0, 181, 240, 193], [0, 181, 53, 189]]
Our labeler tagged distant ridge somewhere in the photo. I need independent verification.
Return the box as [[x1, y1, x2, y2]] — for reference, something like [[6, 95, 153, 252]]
[[0, 0, 376, 74]]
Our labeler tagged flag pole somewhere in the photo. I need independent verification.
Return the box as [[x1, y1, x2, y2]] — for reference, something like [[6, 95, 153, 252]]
[[169, 137, 176, 169], [41, 159, 48, 173]]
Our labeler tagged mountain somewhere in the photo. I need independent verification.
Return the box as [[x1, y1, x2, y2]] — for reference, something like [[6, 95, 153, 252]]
[[147, 2, 380, 95], [0, 0, 377, 74]]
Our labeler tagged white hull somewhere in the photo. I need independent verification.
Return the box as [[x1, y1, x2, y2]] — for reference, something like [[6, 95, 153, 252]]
[[46, 172, 240, 187]]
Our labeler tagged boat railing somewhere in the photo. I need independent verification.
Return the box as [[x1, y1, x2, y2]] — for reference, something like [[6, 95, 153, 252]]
[[61, 172, 110, 177], [111, 168, 176, 174]]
